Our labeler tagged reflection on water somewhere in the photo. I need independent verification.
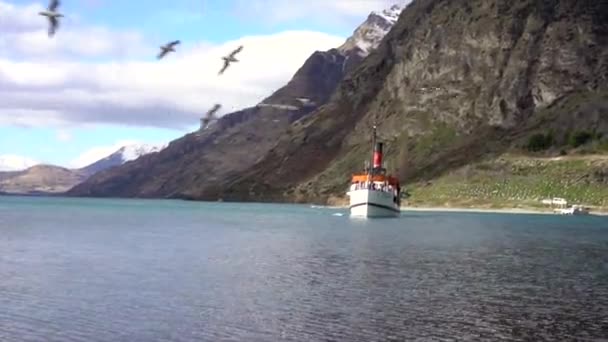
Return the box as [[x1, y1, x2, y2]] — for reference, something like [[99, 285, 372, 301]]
[[1, 196, 607, 341]]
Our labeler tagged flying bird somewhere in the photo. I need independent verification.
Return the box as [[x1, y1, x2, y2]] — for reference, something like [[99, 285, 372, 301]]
[[200, 103, 222, 130], [218, 45, 243, 75], [157, 40, 181, 60], [39, 0, 63, 37]]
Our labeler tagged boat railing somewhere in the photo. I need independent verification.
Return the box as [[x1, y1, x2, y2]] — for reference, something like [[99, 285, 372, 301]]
[[350, 181, 399, 195]]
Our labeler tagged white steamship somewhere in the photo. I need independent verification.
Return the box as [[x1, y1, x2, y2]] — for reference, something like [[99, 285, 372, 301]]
[[346, 125, 401, 218]]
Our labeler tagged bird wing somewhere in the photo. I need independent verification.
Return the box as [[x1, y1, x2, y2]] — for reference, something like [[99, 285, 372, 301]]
[[168, 40, 180, 48], [218, 59, 229, 74], [202, 104, 221, 129], [48, 16, 58, 36], [49, 0, 60, 11], [206, 104, 221, 117], [229, 45, 243, 58], [157, 49, 168, 59]]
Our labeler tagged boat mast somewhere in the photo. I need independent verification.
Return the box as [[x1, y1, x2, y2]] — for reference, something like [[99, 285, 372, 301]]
[[369, 121, 377, 181]]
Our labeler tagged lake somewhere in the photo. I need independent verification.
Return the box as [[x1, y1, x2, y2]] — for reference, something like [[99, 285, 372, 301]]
[[1, 196, 607, 341]]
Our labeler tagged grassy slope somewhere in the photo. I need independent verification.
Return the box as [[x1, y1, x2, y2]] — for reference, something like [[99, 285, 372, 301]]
[[405, 154, 608, 210]]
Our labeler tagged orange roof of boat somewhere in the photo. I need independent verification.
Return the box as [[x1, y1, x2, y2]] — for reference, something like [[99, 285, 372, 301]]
[[351, 173, 399, 186]]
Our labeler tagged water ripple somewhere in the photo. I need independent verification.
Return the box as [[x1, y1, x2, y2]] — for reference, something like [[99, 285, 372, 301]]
[[1, 197, 608, 341]]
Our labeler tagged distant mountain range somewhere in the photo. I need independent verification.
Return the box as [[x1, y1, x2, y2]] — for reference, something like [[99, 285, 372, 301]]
[[0, 143, 166, 194]]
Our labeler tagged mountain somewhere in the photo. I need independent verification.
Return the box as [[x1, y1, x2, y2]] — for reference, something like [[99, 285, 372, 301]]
[[0, 143, 165, 194], [339, 5, 402, 57], [0, 155, 39, 172], [0, 165, 88, 194], [80, 143, 167, 175], [213, 0, 608, 202], [193, 0, 608, 207], [66, 6, 404, 198], [68, 0, 608, 209]]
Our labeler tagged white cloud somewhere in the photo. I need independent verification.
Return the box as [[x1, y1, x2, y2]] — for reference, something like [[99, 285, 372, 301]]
[[232, 0, 410, 27], [69, 139, 140, 168], [0, 154, 40, 171], [0, 1, 44, 34], [3, 27, 150, 61], [0, 1, 346, 130], [0, 1, 151, 61]]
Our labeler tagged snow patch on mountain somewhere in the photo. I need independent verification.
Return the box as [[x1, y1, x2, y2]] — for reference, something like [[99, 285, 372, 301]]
[[0, 155, 39, 172], [116, 143, 168, 163], [371, 4, 402, 26], [339, 4, 404, 57]]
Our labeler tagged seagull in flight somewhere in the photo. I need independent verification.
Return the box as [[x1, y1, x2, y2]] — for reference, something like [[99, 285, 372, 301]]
[[201, 103, 222, 130], [157, 40, 180, 60], [39, 0, 63, 38], [218, 45, 243, 75]]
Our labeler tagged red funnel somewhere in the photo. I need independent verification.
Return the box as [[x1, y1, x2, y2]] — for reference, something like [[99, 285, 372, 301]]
[[373, 142, 383, 168]]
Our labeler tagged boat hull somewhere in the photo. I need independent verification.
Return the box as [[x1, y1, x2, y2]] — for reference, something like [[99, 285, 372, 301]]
[[348, 189, 400, 218]]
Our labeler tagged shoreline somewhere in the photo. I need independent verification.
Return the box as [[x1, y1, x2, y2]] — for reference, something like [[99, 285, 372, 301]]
[[402, 206, 608, 216], [321, 202, 608, 216], [400, 206, 554, 215]]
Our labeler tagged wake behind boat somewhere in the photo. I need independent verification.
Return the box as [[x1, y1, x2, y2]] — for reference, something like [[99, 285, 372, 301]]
[[346, 125, 401, 218]]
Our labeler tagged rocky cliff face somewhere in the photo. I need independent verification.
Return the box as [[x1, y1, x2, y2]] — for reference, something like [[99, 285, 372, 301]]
[[205, 0, 608, 203], [67, 7, 403, 198]]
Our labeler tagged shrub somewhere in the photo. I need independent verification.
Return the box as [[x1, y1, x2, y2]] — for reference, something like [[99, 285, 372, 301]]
[[526, 132, 554, 152], [568, 130, 593, 148]]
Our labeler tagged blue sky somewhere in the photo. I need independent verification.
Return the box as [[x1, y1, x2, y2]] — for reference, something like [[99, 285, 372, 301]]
[[0, 0, 400, 169]]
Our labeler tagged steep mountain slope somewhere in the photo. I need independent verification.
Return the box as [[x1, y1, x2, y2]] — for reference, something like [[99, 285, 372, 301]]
[[204, 0, 608, 204], [0, 143, 165, 194], [67, 7, 404, 198]]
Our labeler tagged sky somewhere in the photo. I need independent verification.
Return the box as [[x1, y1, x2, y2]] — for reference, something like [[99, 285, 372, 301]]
[[0, 0, 405, 170]]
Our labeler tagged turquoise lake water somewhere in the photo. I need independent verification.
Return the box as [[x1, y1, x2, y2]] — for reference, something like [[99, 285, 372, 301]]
[[1, 195, 607, 341]]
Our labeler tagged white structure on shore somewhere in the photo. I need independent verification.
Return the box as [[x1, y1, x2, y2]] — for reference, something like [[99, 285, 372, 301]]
[[541, 197, 591, 216], [541, 197, 568, 207]]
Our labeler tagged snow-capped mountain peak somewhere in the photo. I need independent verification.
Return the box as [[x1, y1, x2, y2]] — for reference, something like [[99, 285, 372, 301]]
[[371, 4, 403, 25], [78, 142, 168, 176], [0, 154, 40, 172], [338, 4, 404, 57], [117, 143, 167, 163]]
